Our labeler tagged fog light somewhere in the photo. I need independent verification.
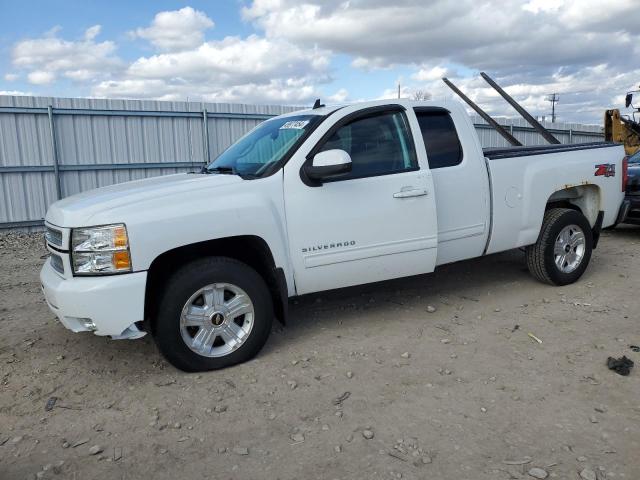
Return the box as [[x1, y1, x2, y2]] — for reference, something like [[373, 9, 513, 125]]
[[81, 318, 97, 331]]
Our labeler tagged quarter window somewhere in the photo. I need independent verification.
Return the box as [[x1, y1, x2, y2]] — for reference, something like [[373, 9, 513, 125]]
[[415, 110, 463, 169], [317, 110, 418, 180]]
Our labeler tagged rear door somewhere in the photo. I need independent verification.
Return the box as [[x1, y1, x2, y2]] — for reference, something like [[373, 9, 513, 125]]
[[414, 107, 490, 265], [283, 105, 438, 295]]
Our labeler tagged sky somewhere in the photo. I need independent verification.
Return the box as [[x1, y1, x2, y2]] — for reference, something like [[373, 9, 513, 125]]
[[1, 0, 639, 124]]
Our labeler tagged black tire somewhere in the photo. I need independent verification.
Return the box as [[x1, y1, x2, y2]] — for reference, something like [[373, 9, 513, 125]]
[[153, 257, 273, 372], [525, 208, 593, 286]]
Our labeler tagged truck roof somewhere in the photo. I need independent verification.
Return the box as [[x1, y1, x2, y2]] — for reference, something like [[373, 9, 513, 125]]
[[279, 99, 466, 119]]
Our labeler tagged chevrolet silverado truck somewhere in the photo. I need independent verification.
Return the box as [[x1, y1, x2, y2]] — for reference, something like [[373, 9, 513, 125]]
[[40, 100, 628, 371]]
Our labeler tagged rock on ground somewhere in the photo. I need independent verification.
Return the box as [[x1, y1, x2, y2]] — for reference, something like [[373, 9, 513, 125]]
[[528, 467, 548, 479], [1, 229, 640, 480]]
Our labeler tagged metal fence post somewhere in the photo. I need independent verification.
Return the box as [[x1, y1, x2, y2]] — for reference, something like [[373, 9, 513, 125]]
[[0, 99, 607, 231], [47, 105, 62, 200], [202, 107, 210, 165]]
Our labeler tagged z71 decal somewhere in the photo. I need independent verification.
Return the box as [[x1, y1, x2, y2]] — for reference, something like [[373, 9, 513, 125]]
[[594, 163, 616, 177]]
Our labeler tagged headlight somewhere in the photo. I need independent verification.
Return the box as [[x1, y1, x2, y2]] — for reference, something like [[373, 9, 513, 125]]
[[71, 224, 132, 275]]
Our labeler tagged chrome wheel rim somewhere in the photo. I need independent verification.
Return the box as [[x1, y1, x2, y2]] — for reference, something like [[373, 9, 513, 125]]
[[179, 283, 254, 358], [554, 224, 585, 273]]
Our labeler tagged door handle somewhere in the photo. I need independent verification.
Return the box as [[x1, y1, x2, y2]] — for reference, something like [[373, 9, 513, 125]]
[[393, 187, 428, 198]]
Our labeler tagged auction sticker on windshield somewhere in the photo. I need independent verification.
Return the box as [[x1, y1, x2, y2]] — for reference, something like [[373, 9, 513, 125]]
[[280, 120, 310, 129]]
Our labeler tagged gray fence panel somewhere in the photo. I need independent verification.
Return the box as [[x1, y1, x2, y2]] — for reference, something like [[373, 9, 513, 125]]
[[0, 95, 604, 230], [470, 115, 603, 147]]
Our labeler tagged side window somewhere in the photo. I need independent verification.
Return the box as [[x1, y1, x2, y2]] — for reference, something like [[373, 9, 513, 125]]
[[415, 111, 463, 169], [317, 110, 417, 180]]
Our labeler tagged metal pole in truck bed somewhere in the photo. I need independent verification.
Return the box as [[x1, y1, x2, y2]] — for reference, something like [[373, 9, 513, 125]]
[[442, 78, 522, 146], [480, 72, 561, 144]]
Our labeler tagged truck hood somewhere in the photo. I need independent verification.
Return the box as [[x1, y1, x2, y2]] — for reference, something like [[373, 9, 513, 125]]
[[46, 173, 243, 227]]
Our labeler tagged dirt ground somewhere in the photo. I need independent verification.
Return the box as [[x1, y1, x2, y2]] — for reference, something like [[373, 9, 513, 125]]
[[0, 228, 639, 480]]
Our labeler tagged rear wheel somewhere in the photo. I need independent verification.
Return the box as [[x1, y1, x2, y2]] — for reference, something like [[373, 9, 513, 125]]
[[153, 257, 273, 371], [525, 208, 593, 286]]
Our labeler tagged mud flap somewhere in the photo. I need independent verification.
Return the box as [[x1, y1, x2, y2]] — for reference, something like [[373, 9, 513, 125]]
[[591, 211, 604, 249], [273, 267, 289, 325]]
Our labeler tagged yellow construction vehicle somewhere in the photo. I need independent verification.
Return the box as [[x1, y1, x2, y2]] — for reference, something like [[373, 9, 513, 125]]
[[604, 89, 640, 155]]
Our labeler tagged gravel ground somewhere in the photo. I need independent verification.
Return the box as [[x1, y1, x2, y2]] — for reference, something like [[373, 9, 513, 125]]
[[0, 228, 639, 480]]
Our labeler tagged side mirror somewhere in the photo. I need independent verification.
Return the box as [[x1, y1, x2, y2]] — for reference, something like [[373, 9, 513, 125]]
[[626, 93, 633, 109], [304, 149, 352, 182]]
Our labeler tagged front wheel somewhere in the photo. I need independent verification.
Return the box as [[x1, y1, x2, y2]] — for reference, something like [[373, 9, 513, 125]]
[[153, 257, 273, 372], [525, 208, 593, 286]]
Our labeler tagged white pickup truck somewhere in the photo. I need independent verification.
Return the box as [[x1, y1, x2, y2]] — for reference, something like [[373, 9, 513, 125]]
[[40, 100, 628, 371]]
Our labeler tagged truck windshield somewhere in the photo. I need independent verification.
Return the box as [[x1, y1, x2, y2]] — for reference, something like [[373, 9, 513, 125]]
[[629, 151, 640, 164], [204, 114, 322, 178]]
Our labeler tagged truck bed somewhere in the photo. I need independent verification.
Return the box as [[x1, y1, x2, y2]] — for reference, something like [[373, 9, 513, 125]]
[[483, 139, 625, 256], [484, 141, 617, 160]]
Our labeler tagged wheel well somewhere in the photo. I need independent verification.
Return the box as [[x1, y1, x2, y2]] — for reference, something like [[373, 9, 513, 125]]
[[144, 236, 286, 331], [545, 200, 581, 213], [545, 184, 601, 227]]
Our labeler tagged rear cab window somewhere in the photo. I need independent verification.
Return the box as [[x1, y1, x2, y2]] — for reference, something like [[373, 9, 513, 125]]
[[414, 109, 463, 169]]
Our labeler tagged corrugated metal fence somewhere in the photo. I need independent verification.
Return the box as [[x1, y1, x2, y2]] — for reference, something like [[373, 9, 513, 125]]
[[471, 114, 603, 148], [0, 95, 603, 230]]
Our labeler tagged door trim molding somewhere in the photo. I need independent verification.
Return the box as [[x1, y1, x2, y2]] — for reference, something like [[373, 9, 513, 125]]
[[437, 223, 486, 243]]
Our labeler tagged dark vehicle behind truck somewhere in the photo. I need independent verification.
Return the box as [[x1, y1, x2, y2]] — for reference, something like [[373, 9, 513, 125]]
[[622, 150, 640, 224]]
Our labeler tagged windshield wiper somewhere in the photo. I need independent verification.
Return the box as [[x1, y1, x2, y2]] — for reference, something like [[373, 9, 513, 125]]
[[202, 166, 236, 175]]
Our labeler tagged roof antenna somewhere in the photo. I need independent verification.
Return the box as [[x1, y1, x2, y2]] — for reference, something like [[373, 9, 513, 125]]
[[312, 98, 324, 109]]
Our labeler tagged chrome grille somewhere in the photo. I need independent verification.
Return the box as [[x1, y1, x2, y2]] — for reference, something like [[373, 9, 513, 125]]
[[50, 253, 64, 274], [45, 226, 63, 248]]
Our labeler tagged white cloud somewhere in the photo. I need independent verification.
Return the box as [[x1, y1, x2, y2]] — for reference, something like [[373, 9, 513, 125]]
[[412, 66, 448, 82], [132, 7, 214, 51], [84, 24, 102, 41], [12, 25, 121, 84], [378, 84, 416, 101], [64, 69, 97, 81], [9, 10, 331, 105], [244, 0, 640, 72], [350, 56, 389, 70], [27, 70, 55, 85], [523, 0, 563, 14], [0, 90, 32, 96], [127, 35, 328, 81], [7, 2, 639, 122], [328, 88, 349, 103], [92, 77, 320, 104], [210, 78, 319, 103], [244, 0, 640, 121], [397, 64, 640, 123], [93, 34, 330, 103]]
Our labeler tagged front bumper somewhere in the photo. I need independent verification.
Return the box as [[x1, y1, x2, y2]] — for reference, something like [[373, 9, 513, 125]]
[[40, 258, 147, 338]]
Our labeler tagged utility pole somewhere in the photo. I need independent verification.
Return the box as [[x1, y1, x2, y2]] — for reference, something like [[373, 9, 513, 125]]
[[546, 93, 559, 123], [398, 82, 401, 99]]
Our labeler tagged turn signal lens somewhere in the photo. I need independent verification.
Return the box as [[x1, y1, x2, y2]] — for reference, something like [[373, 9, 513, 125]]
[[114, 226, 128, 248], [113, 251, 131, 270]]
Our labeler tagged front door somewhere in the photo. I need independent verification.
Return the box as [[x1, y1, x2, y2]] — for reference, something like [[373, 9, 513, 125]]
[[283, 106, 438, 295]]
